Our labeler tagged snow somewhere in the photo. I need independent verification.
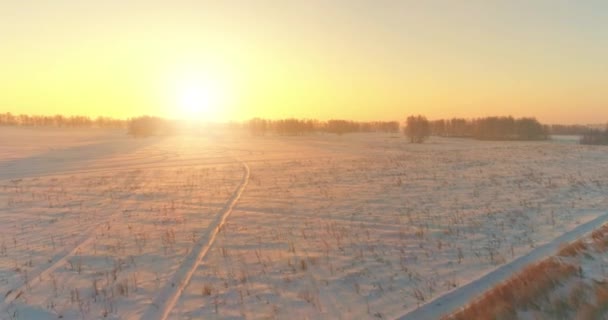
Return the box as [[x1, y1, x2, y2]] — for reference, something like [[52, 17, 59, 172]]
[[397, 212, 608, 320], [444, 222, 608, 319], [2, 127, 608, 319], [140, 160, 250, 320]]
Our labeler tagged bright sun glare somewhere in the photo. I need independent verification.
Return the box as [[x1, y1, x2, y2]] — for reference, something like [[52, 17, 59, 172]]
[[175, 77, 223, 121]]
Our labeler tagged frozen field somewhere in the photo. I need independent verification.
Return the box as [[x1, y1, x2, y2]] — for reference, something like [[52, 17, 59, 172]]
[[1, 127, 608, 319]]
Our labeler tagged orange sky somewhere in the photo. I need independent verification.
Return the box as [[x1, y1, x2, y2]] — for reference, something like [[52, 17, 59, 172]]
[[1, 1, 607, 123]]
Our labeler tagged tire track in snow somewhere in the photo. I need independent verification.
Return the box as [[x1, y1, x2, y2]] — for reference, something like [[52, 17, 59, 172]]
[[0, 198, 147, 311], [0, 172, 150, 311], [0, 225, 99, 311], [394, 212, 608, 320], [140, 159, 250, 320]]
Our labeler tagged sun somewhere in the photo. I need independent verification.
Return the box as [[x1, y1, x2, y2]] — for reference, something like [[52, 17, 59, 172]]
[[177, 84, 211, 115], [170, 72, 228, 121]]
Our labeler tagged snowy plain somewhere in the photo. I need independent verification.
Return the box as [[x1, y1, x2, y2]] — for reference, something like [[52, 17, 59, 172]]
[[1, 127, 608, 319]]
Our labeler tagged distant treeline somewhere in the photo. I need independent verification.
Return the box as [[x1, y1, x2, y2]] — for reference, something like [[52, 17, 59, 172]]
[[246, 116, 600, 143], [429, 116, 548, 140], [548, 124, 594, 135], [127, 116, 177, 137], [0, 113, 178, 138], [0, 113, 125, 128], [247, 118, 399, 136], [4, 112, 606, 145], [580, 126, 608, 145]]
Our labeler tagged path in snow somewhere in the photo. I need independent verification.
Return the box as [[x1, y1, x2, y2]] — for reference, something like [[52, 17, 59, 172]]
[[0, 225, 99, 312], [140, 159, 250, 320], [395, 211, 608, 320]]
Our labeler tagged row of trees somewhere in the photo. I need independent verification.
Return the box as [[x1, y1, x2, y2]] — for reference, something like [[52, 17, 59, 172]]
[[405, 115, 431, 143], [429, 119, 595, 138], [580, 126, 608, 145], [4, 112, 604, 145], [427, 116, 548, 141], [0, 113, 126, 128], [549, 124, 594, 135], [247, 115, 547, 143], [0, 113, 179, 138], [247, 118, 399, 136], [429, 118, 473, 137], [127, 116, 177, 137], [0, 113, 179, 137]]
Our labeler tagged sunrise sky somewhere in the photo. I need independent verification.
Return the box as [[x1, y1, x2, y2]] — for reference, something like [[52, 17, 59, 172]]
[[1, 1, 607, 123]]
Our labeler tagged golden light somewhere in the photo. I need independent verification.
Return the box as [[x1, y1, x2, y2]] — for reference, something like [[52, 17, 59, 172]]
[[164, 61, 239, 121], [175, 78, 221, 120]]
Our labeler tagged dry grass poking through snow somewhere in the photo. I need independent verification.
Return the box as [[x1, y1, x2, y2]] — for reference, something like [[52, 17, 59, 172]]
[[5, 130, 608, 319], [445, 223, 608, 320]]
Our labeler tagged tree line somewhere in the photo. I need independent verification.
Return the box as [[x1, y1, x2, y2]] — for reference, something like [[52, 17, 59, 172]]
[[245, 116, 606, 145], [247, 118, 399, 136], [126, 116, 179, 137], [4, 112, 605, 145], [580, 126, 608, 145], [549, 124, 594, 135], [428, 119, 595, 138], [0, 113, 125, 128], [0, 113, 177, 138], [426, 116, 548, 140]]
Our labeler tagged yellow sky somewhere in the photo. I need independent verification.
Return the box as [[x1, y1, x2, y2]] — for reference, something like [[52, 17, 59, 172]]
[[1, 1, 607, 123]]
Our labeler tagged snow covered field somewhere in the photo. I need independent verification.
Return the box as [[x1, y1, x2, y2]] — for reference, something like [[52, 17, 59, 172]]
[[445, 222, 608, 320], [2, 127, 608, 319]]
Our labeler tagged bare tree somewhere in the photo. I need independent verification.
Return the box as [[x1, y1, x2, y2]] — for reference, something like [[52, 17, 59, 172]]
[[405, 115, 430, 143]]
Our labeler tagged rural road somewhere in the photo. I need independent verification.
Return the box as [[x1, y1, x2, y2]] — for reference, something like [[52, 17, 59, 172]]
[[395, 212, 608, 320]]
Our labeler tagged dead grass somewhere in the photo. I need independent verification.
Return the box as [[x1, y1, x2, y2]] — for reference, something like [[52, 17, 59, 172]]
[[571, 282, 608, 319], [557, 239, 587, 257], [447, 224, 608, 320], [445, 257, 578, 320], [591, 224, 608, 251]]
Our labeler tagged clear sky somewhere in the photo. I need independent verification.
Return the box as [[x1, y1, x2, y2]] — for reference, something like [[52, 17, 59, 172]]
[[1, 0, 607, 123]]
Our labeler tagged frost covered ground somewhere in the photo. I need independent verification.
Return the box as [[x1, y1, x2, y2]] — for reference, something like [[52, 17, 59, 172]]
[[1, 127, 608, 319], [445, 223, 608, 320]]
